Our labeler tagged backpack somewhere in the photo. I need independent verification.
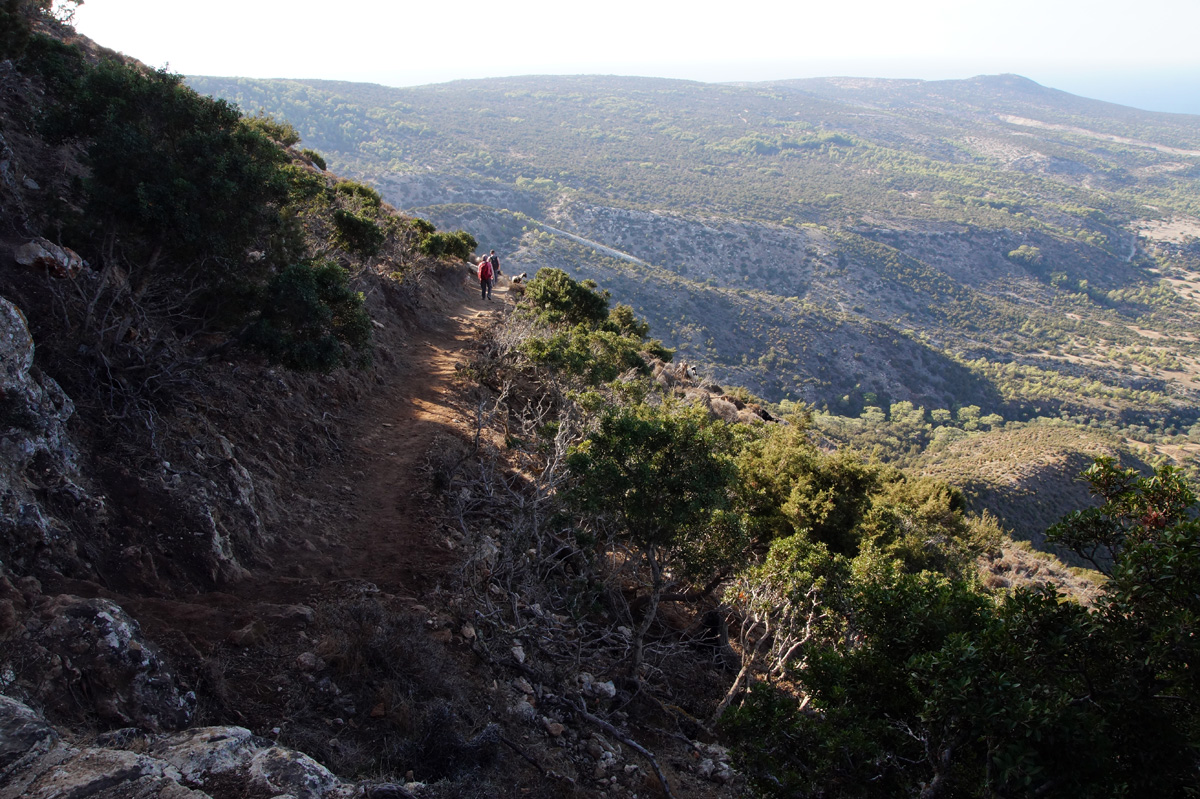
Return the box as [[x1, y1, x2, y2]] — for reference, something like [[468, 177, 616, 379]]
[[489, 254, 499, 272], [479, 260, 492, 280]]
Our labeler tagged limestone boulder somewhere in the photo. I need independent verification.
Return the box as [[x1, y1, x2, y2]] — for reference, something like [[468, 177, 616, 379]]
[[0, 695, 57, 785], [13, 238, 85, 279], [151, 726, 344, 799]]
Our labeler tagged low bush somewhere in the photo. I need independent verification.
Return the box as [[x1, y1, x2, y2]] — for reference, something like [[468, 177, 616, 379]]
[[0, 0, 30, 59], [245, 260, 371, 371], [515, 268, 671, 385], [418, 230, 476, 261], [19, 30, 85, 93], [242, 111, 301, 147], [523, 267, 610, 327], [521, 325, 649, 384], [300, 148, 327, 170], [333, 179, 382, 210], [46, 58, 292, 280], [332, 209, 385, 258]]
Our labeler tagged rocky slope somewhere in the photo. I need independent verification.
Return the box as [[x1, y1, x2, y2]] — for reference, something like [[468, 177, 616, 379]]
[[2, 13, 1164, 798], [0, 18, 754, 798]]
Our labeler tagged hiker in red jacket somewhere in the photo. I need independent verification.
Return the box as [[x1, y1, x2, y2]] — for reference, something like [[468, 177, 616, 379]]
[[478, 256, 494, 300]]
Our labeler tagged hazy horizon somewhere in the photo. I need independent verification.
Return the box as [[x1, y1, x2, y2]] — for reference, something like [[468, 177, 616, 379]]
[[187, 68, 1200, 118], [73, 0, 1200, 117]]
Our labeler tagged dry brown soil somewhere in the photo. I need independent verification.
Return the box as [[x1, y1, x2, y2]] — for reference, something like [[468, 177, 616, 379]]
[[121, 274, 516, 661], [260, 276, 515, 597], [258, 284, 503, 598]]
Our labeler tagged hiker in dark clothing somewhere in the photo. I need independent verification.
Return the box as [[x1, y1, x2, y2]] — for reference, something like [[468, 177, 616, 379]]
[[478, 257, 494, 300], [488, 250, 501, 278]]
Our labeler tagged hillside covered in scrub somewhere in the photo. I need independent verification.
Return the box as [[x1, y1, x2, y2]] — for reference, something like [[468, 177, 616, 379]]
[[0, 4, 1199, 799], [189, 71, 1200, 424], [189, 70, 1200, 541]]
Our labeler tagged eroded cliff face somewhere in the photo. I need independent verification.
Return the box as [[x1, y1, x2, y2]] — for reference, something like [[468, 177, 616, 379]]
[[0, 292, 272, 589], [0, 293, 231, 734], [0, 295, 101, 575]]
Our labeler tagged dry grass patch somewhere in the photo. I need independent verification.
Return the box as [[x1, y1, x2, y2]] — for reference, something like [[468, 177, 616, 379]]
[[980, 539, 1103, 606]]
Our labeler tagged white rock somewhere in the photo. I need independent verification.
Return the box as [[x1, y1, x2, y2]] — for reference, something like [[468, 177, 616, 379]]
[[248, 745, 341, 799], [14, 238, 83, 278], [508, 698, 537, 721], [590, 680, 617, 699]]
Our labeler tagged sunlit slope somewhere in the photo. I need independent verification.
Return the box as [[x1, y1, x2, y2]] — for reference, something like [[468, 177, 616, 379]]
[[190, 74, 1200, 432]]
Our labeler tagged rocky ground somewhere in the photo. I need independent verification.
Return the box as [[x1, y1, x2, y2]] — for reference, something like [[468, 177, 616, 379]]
[[0, 245, 746, 797], [0, 24, 747, 790]]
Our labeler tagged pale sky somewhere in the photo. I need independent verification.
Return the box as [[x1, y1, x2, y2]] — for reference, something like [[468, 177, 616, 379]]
[[72, 0, 1200, 113]]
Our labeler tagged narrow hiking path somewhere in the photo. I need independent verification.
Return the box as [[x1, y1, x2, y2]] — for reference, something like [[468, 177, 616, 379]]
[[123, 271, 515, 664], [253, 273, 515, 600]]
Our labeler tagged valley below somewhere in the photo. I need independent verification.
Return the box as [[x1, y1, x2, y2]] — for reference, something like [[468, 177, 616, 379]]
[[192, 71, 1200, 541]]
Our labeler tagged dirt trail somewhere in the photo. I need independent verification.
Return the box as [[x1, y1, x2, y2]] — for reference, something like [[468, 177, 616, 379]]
[[250, 276, 513, 601], [119, 274, 514, 661]]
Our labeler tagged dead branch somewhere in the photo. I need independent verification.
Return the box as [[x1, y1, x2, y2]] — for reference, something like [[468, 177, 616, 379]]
[[561, 696, 676, 799]]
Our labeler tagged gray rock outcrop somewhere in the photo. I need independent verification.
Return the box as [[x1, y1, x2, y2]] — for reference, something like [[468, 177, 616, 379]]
[[0, 695, 409, 799], [0, 293, 273, 589], [0, 295, 99, 579], [20, 595, 195, 732]]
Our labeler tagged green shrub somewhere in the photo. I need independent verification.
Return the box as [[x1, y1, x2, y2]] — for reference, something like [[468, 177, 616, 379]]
[[521, 326, 649, 384], [418, 230, 475, 261], [281, 163, 327, 201], [607, 304, 649, 338], [301, 148, 326, 170], [334, 179, 382, 210], [47, 59, 291, 276], [0, 0, 31, 59], [245, 260, 371, 372], [332, 209, 385, 258], [242, 111, 301, 147], [523, 268, 610, 327], [517, 269, 668, 383], [0, 1, 76, 57], [566, 402, 739, 671], [1006, 244, 1043, 266], [18, 31, 85, 91], [726, 457, 1200, 798], [452, 229, 478, 256], [417, 232, 448, 258]]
